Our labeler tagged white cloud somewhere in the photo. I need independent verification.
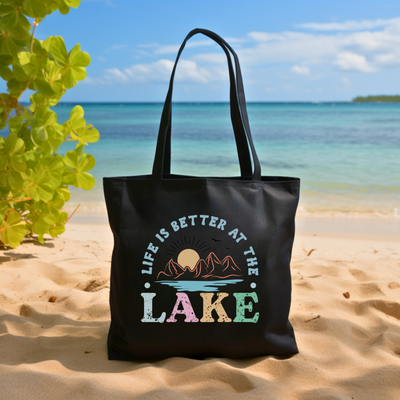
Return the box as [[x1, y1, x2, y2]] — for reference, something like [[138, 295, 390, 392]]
[[81, 76, 108, 85], [290, 65, 310, 75], [373, 52, 400, 66], [193, 53, 226, 64], [85, 17, 400, 88], [235, 18, 400, 72], [104, 68, 129, 83], [238, 32, 340, 65], [152, 40, 215, 55], [123, 59, 174, 83], [248, 32, 286, 42], [334, 52, 374, 72], [139, 43, 159, 48], [224, 37, 248, 43], [97, 56, 106, 62], [97, 59, 226, 85], [105, 44, 128, 52], [297, 18, 400, 31]]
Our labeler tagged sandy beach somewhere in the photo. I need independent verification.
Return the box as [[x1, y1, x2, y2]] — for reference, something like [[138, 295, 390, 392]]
[[1, 215, 400, 399]]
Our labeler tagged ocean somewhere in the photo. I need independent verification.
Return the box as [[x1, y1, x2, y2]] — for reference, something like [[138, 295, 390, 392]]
[[2, 102, 400, 217]]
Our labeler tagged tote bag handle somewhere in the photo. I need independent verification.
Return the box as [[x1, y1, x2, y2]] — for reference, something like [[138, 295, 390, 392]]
[[152, 28, 262, 181], [162, 30, 253, 178]]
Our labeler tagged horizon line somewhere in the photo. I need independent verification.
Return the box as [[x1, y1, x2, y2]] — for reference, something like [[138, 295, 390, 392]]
[[20, 100, 359, 104]]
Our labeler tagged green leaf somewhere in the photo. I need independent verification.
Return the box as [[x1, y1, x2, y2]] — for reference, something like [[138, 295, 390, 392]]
[[0, 5, 31, 30], [70, 114, 86, 130], [58, 0, 70, 14], [71, 105, 84, 117], [36, 233, 44, 244], [77, 154, 95, 172], [33, 216, 49, 235], [31, 108, 64, 151], [41, 36, 53, 52], [19, 51, 32, 65], [51, 192, 65, 209], [21, 168, 35, 182], [36, 169, 50, 184], [42, 140, 54, 156], [0, 6, 15, 17], [47, 170, 62, 187], [61, 68, 76, 89], [0, 211, 27, 248], [23, 169, 55, 202], [0, 170, 7, 186], [42, 213, 57, 225], [36, 183, 54, 201], [0, 21, 30, 56], [48, 155, 66, 174], [0, 55, 13, 81], [8, 170, 24, 189], [7, 78, 30, 97], [62, 171, 76, 185], [76, 171, 95, 190], [64, 0, 81, 7], [0, 54, 13, 64], [69, 43, 90, 68], [0, 134, 27, 171], [48, 124, 66, 147], [48, 209, 67, 237], [49, 36, 68, 64], [13, 63, 30, 82], [22, 0, 49, 18], [5, 134, 25, 155], [56, 187, 70, 202], [38, 161, 63, 188], [0, 156, 7, 172], [44, 62, 65, 95], [79, 126, 100, 143], [35, 78, 56, 96], [25, 185, 40, 201], [49, 224, 65, 237], [29, 92, 45, 112], [0, 65, 13, 81], [10, 155, 26, 172], [60, 43, 90, 88], [8, 116, 24, 133], [75, 142, 85, 156], [19, 41, 48, 80], [31, 125, 48, 142], [64, 150, 78, 168]]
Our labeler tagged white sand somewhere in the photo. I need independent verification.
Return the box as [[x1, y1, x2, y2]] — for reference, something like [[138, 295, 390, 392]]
[[1, 217, 400, 399]]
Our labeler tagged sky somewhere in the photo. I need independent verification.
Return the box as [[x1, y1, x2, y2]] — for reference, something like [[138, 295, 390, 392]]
[[8, 0, 400, 102]]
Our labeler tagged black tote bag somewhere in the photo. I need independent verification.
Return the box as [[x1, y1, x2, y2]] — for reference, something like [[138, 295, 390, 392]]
[[104, 28, 300, 360]]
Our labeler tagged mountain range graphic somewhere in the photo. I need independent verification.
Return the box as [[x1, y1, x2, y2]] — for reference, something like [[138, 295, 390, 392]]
[[156, 252, 243, 280]]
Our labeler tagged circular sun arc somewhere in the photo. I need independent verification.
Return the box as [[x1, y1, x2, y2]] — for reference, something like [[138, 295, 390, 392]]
[[177, 249, 200, 270]]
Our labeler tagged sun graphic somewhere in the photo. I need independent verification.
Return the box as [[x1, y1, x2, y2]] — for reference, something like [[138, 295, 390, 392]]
[[177, 249, 200, 270]]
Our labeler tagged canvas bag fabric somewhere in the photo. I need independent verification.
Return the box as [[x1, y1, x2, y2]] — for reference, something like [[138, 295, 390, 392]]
[[103, 28, 300, 360]]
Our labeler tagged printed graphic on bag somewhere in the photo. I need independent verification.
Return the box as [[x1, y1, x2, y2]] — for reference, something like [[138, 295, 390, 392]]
[[140, 214, 260, 324]]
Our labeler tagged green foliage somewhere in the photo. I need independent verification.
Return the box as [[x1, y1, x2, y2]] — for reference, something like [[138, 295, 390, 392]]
[[0, 0, 99, 248], [353, 95, 400, 102]]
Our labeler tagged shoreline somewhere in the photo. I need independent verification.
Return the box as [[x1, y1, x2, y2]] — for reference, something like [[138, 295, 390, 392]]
[[61, 197, 400, 222], [63, 212, 400, 244]]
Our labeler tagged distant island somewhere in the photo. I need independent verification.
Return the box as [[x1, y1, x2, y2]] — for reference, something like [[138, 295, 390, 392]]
[[352, 95, 400, 102]]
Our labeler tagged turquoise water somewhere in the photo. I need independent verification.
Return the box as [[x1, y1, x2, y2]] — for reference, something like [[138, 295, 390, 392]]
[[2, 102, 400, 216]]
